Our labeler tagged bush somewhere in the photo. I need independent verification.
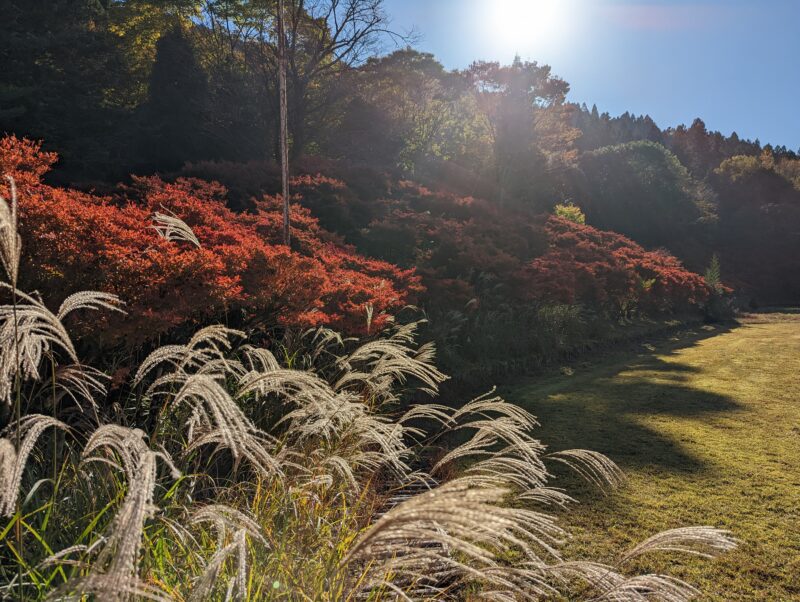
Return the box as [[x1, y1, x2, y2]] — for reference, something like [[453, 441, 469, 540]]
[[554, 201, 586, 224], [577, 140, 717, 253], [526, 216, 710, 317], [0, 136, 421, 346], [178, 157, 713, 330], [703, 254, 736, 322]]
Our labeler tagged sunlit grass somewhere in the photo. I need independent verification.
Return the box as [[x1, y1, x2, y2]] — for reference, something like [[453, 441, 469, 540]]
[[507, 313, 800, 601]]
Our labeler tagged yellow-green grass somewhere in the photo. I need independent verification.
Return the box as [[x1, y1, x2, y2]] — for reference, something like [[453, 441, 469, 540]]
[[501, 312, 800, 601]]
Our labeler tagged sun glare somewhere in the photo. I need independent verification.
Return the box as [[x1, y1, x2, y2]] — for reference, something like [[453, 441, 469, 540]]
[[487, 0, 568, 55]]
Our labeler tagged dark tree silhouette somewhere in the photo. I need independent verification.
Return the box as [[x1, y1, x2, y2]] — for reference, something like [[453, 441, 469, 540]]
[[143, 26, 210, 170]]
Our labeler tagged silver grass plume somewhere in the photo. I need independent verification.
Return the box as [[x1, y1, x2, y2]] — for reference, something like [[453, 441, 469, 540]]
[[286, 397, 413, 491], [56, 291, 125, 321], [0, 414, 67, 516], [551, 559, 734, 602], [188, 504, 265, 601], [553, 528, 736, 602], [151, 208, 201, 248], [171, 373, 281, 476], [0, 175, 21, 285], [49, 364, 108, 415], [546, 449, 627, 491], [591, 574, 702, 602], [547, 562, 699, 602], [619, 527, 738, 563], [334, 321, 448, 405], [234, 343, 419, 490], [51, 425, 178, 602], [240, 344, 282, 373], [238, 366, 338, 408], [134, 328, 283, 476], [342, 481, 569, 598], [0, 286, 123, 406], [133, 325, 245, 392], [36, 538, 107, 574], [425, 393, 552, 492], [412, 392, 626, 495], [299, 326, 350, 370], [241, 363, 415, 489], [344, 480, 735, 600]]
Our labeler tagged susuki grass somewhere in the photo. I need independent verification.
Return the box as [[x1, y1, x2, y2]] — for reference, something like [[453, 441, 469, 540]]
[[0, 178, 736, 600]]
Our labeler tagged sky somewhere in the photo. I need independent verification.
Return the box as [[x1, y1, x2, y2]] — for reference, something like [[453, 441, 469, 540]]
[[382, 0, 800, 150]]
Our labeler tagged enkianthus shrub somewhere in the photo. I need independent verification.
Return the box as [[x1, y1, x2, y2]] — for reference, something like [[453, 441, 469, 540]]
[[359, 181, 546, 307], [0, 136, 420, 346], [180, 157, 391, 232], [179, 161, 545, 308], [526, 216, 710, 317], [178, 157, 713, 326], [0, 171, 737, 601]]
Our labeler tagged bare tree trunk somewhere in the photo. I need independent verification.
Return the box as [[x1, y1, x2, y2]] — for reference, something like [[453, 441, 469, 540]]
[[277, 0, 290, 247]]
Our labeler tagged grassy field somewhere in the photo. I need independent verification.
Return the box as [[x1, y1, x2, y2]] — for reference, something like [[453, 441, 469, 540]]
[[502, 312, 800, 601]]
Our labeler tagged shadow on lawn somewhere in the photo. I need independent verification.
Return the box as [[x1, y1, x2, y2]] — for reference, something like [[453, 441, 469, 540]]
[[505, 323, 741, 475]]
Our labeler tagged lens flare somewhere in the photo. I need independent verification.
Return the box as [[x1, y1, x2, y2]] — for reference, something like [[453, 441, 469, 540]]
[[486, 0, 568, 56]]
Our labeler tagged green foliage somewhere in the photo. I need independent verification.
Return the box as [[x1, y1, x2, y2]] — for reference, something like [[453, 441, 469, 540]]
[[326, 49, 481, 171], [0, 0, 137, 178], [578, 140, 718, 253], [140, 25, 211, 170], [705, 253, 722, 291], [714, 154, 762, 182], [703, 254, 735, 322], [712, 152, 800, 304], [464, 57, 570, 207], [553, 201, 586, 224]]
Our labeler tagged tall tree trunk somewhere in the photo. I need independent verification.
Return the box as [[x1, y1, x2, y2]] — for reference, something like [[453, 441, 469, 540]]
[[277, 0, 291, 247], [289, 76, 307, 161]]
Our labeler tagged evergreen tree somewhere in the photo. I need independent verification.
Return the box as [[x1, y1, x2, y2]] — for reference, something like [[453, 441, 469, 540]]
[[141, 26, 210, 170], [705, 254, 722, 292]]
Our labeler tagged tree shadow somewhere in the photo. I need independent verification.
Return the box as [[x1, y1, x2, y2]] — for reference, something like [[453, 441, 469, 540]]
[[505, 324, 742, 475]]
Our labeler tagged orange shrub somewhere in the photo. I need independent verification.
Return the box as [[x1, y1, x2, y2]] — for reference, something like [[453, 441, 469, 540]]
[[0, 136, 420, 346]]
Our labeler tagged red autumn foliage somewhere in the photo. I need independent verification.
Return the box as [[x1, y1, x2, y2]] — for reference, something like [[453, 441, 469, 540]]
[[268, 172, 710, 317], [526, 216, 709, 313], [170, 163, 708, 315], [359, 181, 545, 306], [0, 136, 420, 346]]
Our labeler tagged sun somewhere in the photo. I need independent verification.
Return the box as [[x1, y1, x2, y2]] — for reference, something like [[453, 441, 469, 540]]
[[486, 0, 568, 55]]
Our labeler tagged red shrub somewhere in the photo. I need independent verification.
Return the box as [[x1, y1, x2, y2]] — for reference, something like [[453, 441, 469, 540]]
[[526, 216, 709, 314], [360, 183, 545, 306], [0, 136, 420, 345]]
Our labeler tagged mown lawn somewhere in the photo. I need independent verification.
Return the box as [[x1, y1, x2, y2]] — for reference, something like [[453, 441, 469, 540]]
[[502, 312, 800, 601]]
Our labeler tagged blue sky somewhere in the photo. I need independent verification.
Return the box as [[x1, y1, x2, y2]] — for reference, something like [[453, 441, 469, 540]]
[[382, 0, 800, 150]]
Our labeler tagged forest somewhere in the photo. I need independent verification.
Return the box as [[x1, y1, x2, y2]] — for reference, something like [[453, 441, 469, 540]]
[[0, 1, 797, 600]]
